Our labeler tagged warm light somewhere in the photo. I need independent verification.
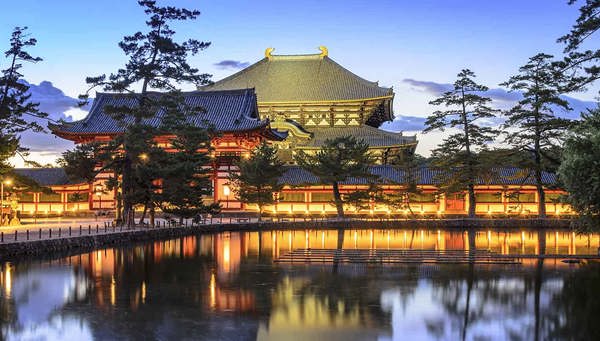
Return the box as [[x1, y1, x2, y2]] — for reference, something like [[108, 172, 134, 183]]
[[369, 210, 374, 215], [223, 185, 230, 197], [209, 272, 216, 310], [5, 264, 11, 298], [2, 179, 11, 185], [138, 153, 148, 161], [110, 276, 116, 306], [243, 152, 250, 159], [141, 281, 146, 304], [437, 210, 442, 215], [304, 210, 309, 215]]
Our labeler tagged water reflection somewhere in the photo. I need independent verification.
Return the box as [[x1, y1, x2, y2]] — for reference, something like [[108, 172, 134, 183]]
[[0, 228, 598, 340]]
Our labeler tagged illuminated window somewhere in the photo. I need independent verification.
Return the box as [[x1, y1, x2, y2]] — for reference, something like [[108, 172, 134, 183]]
[[475, 193, 502, 203], [39, 193, 61, 203], [409, 193, 436, 203], [311, 193, 334, 202], [67, 192, 89, 202], [545, 193, 563, 203], [514, 193, 536, 203], [18, 193, 34, 202], [279, 192, 305, 202]]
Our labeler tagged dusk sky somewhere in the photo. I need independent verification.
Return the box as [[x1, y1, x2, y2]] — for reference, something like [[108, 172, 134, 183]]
[[1, 0, 598, 165]]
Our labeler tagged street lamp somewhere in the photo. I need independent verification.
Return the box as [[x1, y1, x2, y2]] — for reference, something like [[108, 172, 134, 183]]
[[1, 179, 12, 226]]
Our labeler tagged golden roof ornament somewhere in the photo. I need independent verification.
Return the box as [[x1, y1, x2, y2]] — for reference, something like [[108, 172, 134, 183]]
[[265, 47, 274, 60], [318, 46, 328, 58]]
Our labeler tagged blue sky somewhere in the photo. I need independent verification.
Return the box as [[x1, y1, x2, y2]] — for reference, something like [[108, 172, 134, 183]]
[[1, 0, 598, 163]]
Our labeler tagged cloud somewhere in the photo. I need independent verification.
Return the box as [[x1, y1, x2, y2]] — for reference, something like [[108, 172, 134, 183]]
[[213, 60, 250, 70], [403, 79, 451, 96], [10, 80, 91, 165], [381, 115, 427, 131], [402, 78, 596, 118]]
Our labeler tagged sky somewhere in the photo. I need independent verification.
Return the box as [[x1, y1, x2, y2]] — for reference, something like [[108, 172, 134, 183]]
[[0, 0, 598, 165]]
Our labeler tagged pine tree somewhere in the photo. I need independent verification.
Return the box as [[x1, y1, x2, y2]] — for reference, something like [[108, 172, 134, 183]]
[[158, 124, 219, 225], [557, 0, 600, 91], [0, 27, 47, 174], [229, 142, 284, 221], [424, 69, 499, 218], [58, 142, 101, 184], [295, 136, 375, 218], [79, 1, 211, 226], [501, 53, 573, 217], [385, 152, 427, 216]]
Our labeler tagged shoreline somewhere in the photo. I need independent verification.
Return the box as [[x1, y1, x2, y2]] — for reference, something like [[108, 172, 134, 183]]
[[0, 218, 574, 261]]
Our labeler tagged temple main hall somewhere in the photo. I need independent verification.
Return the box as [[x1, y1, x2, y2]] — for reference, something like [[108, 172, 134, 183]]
[[9, 47, 568, 218]]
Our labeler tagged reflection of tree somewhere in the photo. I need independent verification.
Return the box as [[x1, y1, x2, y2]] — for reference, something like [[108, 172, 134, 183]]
[[547, 262, 600, 340], [427, 231, 561, 341]]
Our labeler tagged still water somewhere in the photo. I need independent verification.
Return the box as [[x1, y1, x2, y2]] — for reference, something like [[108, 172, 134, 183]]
[[1, 228, 599, 341]]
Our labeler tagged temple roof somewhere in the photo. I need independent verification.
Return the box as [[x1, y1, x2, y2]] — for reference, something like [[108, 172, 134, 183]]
[[279, 166, 558, 186], [297, 126, 417, 149], [13, 168, 80, 186], [202, 48, 393, 103], [49, 89, 269, 137]]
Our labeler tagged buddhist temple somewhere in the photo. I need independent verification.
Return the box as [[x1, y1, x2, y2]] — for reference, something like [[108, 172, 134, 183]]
[[17, 47, 570, 218]]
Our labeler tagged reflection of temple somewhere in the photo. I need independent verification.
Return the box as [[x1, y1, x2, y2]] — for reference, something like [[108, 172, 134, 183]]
[[1, 229, 599, 339]]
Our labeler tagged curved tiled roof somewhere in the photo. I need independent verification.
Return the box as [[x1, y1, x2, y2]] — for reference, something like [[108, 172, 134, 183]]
[[297, 126, 417, 149], [49, 89, 268, 135], [279, 165, 558, 186], [202, 54, 393, 102]]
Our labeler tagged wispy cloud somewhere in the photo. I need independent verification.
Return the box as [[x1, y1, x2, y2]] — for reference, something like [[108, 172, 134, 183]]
[[381, 115, 427, 132], [213, 60, 250, 70], [402, 78, 595, 117]]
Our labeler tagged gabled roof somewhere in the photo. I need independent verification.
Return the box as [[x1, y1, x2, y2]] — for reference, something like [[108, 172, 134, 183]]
[[297, 126, 417, 149], [202, 50, 393, 103], [279, 166, 558, 186], [13, 168, 81, 186], [49, 89, 269, 137]]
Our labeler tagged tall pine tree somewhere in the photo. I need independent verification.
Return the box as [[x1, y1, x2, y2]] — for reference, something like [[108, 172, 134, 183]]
[[0, 27, 47, 174], [424, 69, 498, 217], [501, 53, 572, 217], [557, 0, 600, 92], [79, 1, 211, 226]]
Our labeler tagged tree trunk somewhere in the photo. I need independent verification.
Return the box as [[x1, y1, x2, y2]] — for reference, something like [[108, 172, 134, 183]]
[[258, 204, 262, 222], [122, 152, 135, 227], [149, 205, 155, 227], [332, 181, 344, 219], [467, 184, 476, 218], [138, 203, 148, 226], [535, 170, 546, 218]]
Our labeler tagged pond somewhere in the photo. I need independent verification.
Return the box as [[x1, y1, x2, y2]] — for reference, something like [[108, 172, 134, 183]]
[[0, 228, 599, 340]]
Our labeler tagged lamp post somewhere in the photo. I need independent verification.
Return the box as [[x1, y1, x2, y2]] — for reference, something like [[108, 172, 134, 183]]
[[1, 179, 12, 226]]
